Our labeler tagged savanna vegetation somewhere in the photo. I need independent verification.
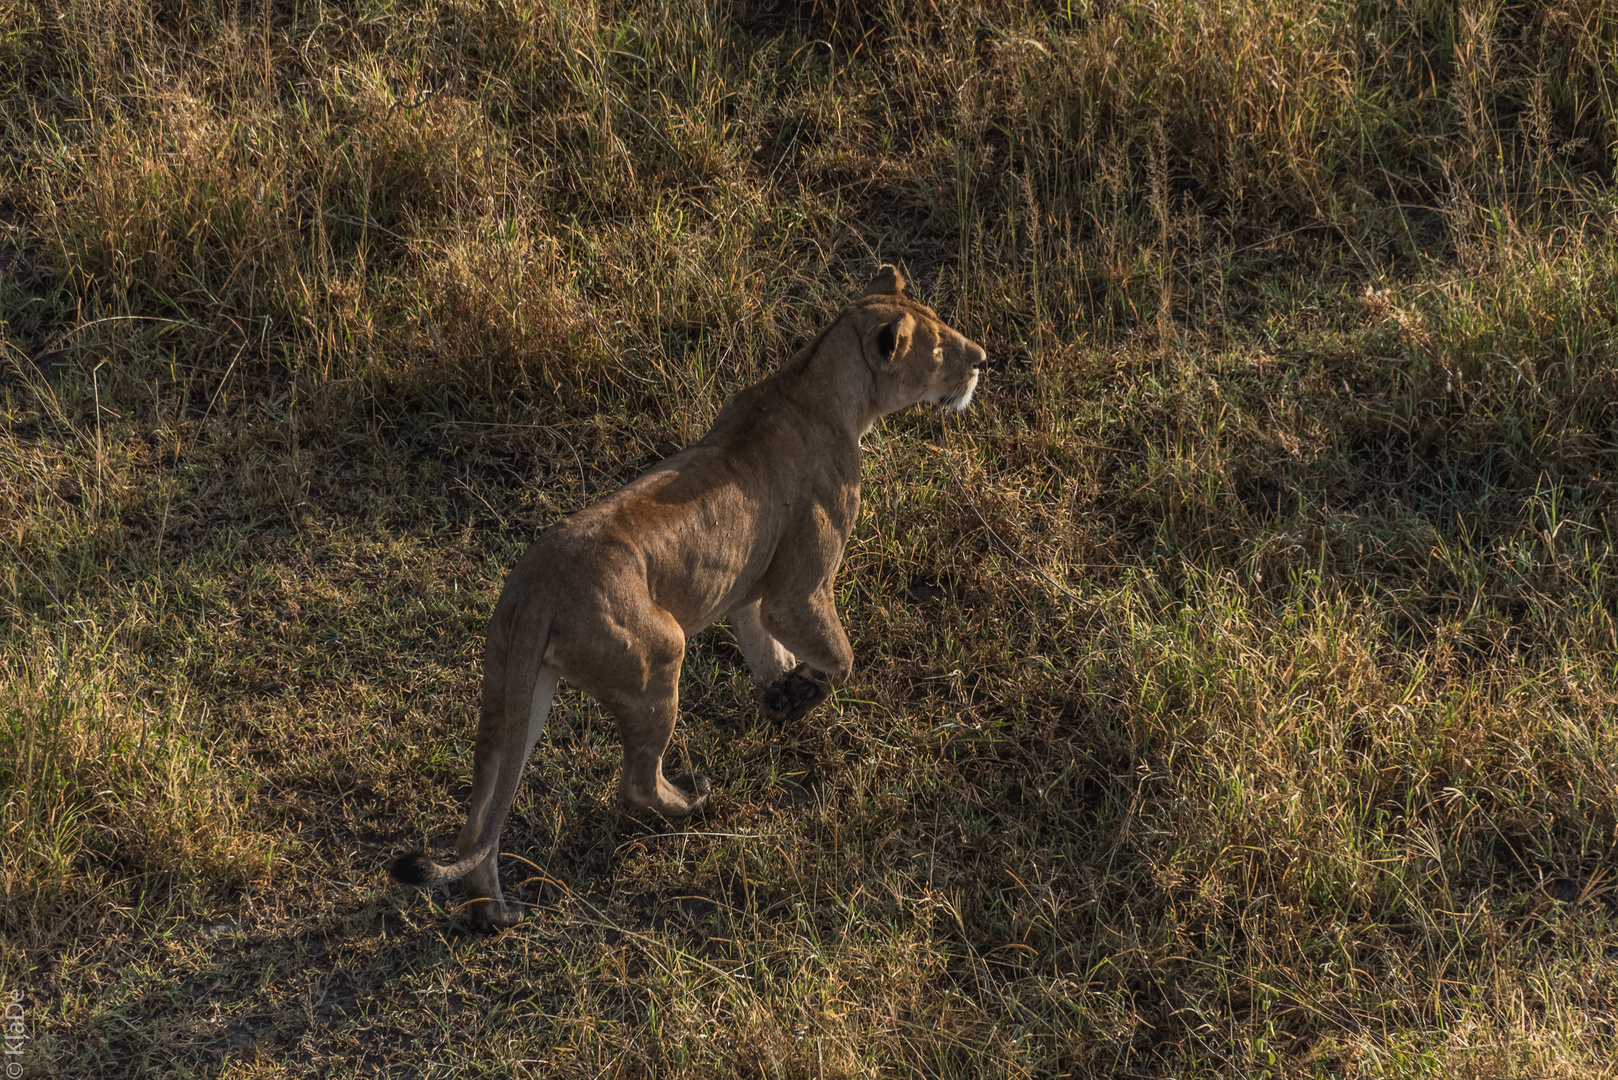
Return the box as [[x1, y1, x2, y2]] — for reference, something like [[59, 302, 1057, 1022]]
[[3, 0, 1617, 1075]]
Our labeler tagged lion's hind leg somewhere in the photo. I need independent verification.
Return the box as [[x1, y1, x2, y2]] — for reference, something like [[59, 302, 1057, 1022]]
[[571, 609, 711, 820], [605, 679, 712, 819]]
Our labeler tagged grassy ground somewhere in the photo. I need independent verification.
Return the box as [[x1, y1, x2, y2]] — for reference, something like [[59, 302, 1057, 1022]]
[[3, 0, 1618, 1075]]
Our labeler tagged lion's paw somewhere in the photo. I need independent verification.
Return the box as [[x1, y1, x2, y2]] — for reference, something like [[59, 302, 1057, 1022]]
[[662, 772, 712, 818], [759, 663, 832, 723], [465, 898, 526, 932], [671, 771, 712, 799]]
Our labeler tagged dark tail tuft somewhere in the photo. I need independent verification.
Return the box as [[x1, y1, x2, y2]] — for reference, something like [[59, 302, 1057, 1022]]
[[389, 850, 437, 887]]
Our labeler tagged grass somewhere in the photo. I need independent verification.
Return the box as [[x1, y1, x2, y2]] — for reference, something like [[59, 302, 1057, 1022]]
[[2, 0, 1617, 1075]]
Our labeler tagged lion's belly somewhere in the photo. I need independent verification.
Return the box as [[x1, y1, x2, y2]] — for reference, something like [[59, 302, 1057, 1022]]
[[636, 505, 776, 634], [564, 466, 771, 635]]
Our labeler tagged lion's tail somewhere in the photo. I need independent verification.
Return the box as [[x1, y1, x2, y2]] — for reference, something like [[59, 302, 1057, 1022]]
[[388, 846, 473, 889], [389, 600, 556, 891]]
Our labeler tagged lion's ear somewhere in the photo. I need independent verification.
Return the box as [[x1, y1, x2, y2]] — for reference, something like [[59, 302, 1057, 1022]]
[[859, 264, 906, 298], [874, 313, 914, 362]]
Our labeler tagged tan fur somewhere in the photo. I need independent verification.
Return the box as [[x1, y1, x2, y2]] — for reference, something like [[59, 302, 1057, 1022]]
[[389, 267, 984, 928]]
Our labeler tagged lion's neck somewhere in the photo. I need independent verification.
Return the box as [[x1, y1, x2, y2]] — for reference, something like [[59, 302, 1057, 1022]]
[[780, 318, 881, 445]]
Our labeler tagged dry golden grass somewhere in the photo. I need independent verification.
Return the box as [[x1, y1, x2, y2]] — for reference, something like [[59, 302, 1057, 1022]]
[[3, 0, 1618, 1076]]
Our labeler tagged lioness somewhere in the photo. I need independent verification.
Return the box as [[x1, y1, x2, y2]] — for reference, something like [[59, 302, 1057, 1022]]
[[390, 266, 983, 927]]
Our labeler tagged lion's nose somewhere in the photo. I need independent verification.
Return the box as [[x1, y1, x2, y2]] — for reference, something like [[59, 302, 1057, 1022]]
[[969, 342, 986, 370]]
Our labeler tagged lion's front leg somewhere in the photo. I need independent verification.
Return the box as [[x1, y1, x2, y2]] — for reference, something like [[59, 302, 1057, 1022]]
[[730, 599, 798, 687], [756, 586, 852, 724], [758, 662, 834, 724]]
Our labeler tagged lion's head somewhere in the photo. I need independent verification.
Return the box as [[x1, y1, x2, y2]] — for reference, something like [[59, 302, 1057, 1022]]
[[850, 265, 984, 418]]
